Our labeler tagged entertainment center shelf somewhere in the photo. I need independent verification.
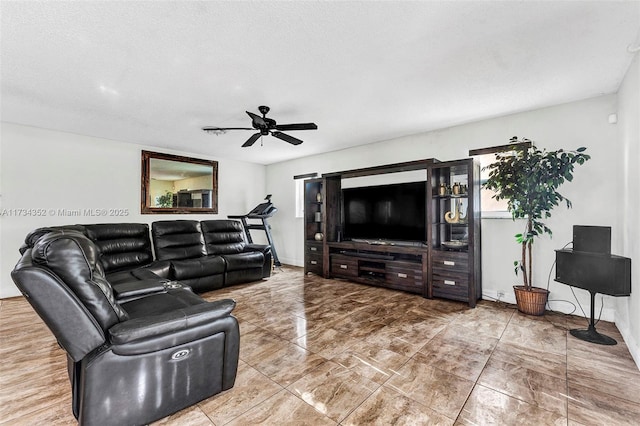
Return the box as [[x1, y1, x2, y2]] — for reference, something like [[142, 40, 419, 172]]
[[303, 158, 481, 307], [327, 242, 428, 295]]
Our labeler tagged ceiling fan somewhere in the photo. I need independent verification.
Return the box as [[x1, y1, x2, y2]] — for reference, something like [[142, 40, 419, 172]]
[[202, 105, 318, 147]]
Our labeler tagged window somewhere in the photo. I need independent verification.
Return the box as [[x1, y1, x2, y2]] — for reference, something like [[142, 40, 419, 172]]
[[293, 172, 318, 219], [295, 179, 304, 218], [469, 141, 531, 218], [476, 152, 511, 217]]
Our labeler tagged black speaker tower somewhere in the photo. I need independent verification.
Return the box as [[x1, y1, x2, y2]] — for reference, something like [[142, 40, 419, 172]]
[[555, 225, 631, 345]]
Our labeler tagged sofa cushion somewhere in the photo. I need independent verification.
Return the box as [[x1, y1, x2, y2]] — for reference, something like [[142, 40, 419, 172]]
[[201, 220, 245, 255], [152, 220, 206, 260], [222, 251, 264, 271], [170, 256, 226, 280], [84, 223, 153, 273], [31, 231, 128, 330]]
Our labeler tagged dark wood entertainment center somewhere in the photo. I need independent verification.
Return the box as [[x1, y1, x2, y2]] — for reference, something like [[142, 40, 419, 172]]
[[303, 158, 481, 307]]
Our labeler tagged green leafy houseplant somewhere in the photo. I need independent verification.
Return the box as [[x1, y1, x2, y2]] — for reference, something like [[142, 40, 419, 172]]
[[156, 191, 174, 208], [483, 137, 590, 314]]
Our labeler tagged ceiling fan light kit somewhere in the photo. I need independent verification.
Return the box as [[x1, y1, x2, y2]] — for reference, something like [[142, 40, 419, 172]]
[[202, 105, 318, 147]]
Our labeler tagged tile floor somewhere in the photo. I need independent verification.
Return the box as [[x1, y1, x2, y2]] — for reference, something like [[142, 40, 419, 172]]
[[1, 266, 640, 425]]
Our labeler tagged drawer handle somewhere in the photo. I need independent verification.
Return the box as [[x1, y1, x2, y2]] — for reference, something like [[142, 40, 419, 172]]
[[443, 260, 456, 266], [310, 260, 317, 265], [444, 280, 456, 286], [340, 264, 348, 269], [398, 273, 408, 278], [310, 247, 317, 251]]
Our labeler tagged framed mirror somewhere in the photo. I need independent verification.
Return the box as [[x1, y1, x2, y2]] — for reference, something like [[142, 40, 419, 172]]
[[141, 150, 218, 214]]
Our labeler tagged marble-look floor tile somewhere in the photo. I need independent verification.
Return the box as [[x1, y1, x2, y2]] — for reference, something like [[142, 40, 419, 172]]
[[239, 326, 290, 363], [288, 361, 379, 422], [3, 266, 638, 426], [568, 382, 640, 426], [416, 297, 456, 318], [416, 325, 498, 381], [450, 303, 514, 338], [456, 384, 566, 425], [490, 340, 566, 379], [294, 327, 357, 359], [477, 357, 567, 416], [330, 340, 410, 384], [500, 312, 567, 356], [256, 313, 311, 341], [0, 373, 71, 423], [198, 361, 282, 425], [225, 389, 337, 426], [385, 358, 474, 418], [567, 353, 640, 405], [567, 328, 638, 372], [249, 342, 328, 387], [151, 406, 213, 426], [342, 385, 454, 426], [0, 394, 76, 426], [363, 317, 446, 358]]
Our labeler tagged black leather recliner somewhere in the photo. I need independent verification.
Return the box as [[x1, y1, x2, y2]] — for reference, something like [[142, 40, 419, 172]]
[[201, 220, 270, 284], [151, 220, 271, 291], [11, 230, 239, 426]]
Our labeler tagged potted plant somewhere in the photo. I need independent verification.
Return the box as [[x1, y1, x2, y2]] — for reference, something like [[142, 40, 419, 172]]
[[483, 136, 590, 315], [156, 191, 174, 208]]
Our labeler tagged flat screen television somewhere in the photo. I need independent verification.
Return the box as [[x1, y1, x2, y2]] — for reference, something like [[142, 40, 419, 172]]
[[342, 181, 426, 243]]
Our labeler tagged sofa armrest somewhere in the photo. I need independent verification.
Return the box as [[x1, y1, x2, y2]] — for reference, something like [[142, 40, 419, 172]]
[[245, 244, 272, 277], [112, 279, 170, 301], [245, 244, 270, 254], [109, 299, 235, 346]]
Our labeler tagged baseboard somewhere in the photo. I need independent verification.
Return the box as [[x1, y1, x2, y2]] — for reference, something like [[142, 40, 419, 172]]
[[615, 311, 640, 371], [481, 286, 616, 322]]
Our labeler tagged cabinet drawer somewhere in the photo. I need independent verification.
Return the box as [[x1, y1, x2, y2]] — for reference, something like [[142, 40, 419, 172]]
[[330, 255, 358, 278], [306, 243, 323, 255], [432, 271, 469, 301], [306, 253, 323, 275], [385, 263, 423, 291], [432, 250, 469, 272]]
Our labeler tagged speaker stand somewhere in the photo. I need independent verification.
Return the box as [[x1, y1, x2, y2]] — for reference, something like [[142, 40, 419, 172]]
[[570, 290, 617, 345]]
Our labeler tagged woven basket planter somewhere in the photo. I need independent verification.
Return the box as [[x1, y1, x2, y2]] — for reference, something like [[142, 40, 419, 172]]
[[513, 286, 549, 316]]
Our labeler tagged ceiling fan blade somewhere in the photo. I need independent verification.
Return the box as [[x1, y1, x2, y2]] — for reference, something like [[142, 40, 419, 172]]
[[246, 111, 267, 128], [202, 126, 254, 131], [242, 132, 262, 147], [275, 123, 318, 131], [272, 131, 303, 145]]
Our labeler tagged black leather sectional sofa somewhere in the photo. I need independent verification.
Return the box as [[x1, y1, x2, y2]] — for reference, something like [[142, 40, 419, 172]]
[[20, 219, 272, 293], [11, 219, 272, 425]]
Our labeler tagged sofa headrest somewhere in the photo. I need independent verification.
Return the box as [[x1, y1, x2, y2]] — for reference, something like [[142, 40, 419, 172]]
[[151, 220, 206, 261], [84, 223, 153, 272], [32, 231, 128, 330], [20, 225, 87, 254], [201, 220, 245, 255]]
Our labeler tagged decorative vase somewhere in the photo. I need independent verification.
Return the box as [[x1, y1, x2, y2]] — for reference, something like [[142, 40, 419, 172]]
[[314, 212, 322, 222], [513, 285, 549, 316], [314, 232, 324, 241], [316, 192, 323, 202]]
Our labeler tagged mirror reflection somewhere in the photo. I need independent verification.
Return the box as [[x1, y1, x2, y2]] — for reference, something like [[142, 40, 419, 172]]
[[141, 151, 218, 214]]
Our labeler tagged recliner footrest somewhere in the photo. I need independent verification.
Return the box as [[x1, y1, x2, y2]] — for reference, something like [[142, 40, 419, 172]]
[[222, 252, 264, 271]]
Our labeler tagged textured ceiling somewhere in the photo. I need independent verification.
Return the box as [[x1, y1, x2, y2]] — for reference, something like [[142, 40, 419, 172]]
[[1, 1, 639, 165]]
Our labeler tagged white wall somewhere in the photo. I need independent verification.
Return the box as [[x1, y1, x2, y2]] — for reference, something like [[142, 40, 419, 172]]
[[266, 95, 622, 323], [617, 50, 640, 367], [0, 123, 267, 298]]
